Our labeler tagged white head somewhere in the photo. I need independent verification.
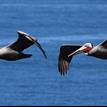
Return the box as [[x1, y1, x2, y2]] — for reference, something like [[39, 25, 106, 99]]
[[68, 43, 93, 57], [17, 31, 29, 36], [17, 30, 37, 41]]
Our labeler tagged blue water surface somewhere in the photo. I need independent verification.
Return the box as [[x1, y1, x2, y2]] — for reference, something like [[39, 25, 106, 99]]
[[0, 0, 107, 106]]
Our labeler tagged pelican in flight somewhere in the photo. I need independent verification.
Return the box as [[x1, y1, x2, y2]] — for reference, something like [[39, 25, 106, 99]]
[[0, 31, 47, 61], [58, 40, 107, 75]]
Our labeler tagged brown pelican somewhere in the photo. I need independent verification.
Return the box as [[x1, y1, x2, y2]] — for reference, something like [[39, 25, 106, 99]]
[[0, 31, 47, 61], [58, 40, 107, 75]]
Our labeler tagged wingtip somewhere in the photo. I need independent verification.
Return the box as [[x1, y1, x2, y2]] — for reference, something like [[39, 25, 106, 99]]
[[58, 60, 69, 76]]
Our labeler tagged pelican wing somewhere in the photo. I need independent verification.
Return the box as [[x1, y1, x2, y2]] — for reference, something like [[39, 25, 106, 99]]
[[8, 32, 36, 52], [58, 45, 81, 75], [99, 40, 107, 49]]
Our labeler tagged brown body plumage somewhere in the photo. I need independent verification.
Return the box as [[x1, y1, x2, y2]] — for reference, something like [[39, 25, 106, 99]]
[[0, 31, 47, 61]]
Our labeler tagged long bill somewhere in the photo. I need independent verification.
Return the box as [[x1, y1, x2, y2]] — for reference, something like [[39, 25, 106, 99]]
[[68, 46, 87, 57], [34, 40, 47, 59], [22, 32, 47, 59]]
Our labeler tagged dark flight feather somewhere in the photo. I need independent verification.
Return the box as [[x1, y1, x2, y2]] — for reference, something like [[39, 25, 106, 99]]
[[58, 45, 81, 75]]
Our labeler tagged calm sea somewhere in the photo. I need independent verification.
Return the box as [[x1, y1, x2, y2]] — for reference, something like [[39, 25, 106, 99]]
[[0, 0, 107, 106]]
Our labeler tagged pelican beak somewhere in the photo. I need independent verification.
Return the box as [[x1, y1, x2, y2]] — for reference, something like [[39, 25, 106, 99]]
[[68, 46, 87, 57], [34, 40, 47, 59]]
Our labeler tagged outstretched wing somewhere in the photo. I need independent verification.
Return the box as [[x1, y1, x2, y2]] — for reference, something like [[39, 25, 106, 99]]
[[99, 40, 107, 49], [58, 45, 81, 75], [8, 31, 36, 52]]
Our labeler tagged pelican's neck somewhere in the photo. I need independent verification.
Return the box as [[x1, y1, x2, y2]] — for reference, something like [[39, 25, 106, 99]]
[[84, 47, 93, 56]]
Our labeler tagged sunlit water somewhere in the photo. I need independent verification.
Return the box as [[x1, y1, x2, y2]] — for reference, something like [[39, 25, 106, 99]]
[[0, 0, 107, 106]]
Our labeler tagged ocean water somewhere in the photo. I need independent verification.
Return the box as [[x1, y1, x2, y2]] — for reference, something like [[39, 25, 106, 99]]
[[0, 0, 107, 106]]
